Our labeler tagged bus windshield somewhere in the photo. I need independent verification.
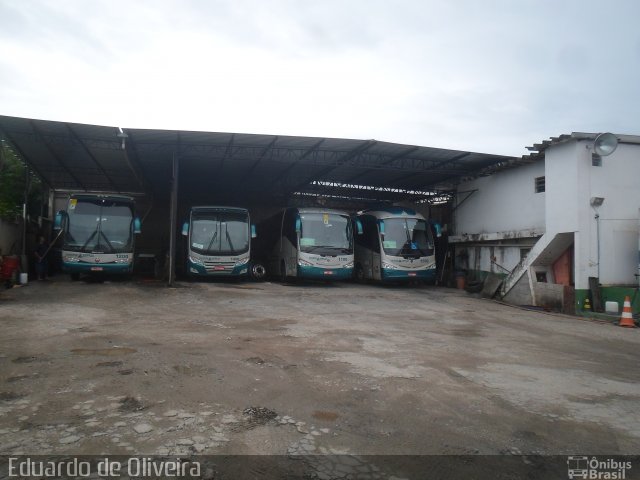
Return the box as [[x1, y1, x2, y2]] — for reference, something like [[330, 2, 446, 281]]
[[64, 198, 134, 253], [380, 218, 433, 257], [190, 211, 249, 255], [299, 213, 352, 254]]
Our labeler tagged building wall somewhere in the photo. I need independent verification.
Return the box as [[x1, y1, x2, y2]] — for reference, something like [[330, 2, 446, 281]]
[[452, 134, 640, 312], [454, 160, 546, 235], [546, 140, 640, 288], [459, 241, 536, 279]]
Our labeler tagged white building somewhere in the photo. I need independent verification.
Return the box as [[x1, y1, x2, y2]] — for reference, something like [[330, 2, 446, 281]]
[[450, 133, 640, 313]]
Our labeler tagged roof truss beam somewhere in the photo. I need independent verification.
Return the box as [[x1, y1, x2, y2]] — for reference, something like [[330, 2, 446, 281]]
[[29, 120, 87, 190], [65, 123, 118, 191]]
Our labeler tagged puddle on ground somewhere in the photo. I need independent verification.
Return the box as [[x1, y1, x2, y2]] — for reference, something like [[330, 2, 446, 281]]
[[12, 356, 42, 364], [173, 364, 217, 376], [95, 361, 124, 367], [69, 327, 96, 333], [71, 347, 137, 356], [312, 410, 339, 421], [6, 374, 37, 383], [447, 328, 484, 338], [0, 391, 26, 401]]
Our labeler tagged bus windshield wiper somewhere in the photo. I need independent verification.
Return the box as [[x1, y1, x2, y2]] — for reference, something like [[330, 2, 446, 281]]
[[225, 227, 235, 253], [206, 230, 219, 252], [80, 228, 99, 252], [98, 230, 115, 252]]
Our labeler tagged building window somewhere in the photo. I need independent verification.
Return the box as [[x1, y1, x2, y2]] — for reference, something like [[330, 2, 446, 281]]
[[520, 248, 531, 261], [535, 176, 545, 193], [592, 153, 602, 167]]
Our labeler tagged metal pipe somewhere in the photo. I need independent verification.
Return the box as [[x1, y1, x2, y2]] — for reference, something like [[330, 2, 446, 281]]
[[22, 158, 29, 256], [168, 151, 179, 286], [595, 213, 600, 279]]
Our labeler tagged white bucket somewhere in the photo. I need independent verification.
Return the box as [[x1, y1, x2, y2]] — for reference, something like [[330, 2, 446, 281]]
[[19, 272, 28, 285], [605, 301, 619, 314]]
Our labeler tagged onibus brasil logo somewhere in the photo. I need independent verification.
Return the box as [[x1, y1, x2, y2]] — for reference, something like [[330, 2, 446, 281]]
[[567, 456, 632, 479]]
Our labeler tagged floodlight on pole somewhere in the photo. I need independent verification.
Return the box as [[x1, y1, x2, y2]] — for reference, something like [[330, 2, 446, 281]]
[[591, 132, 618, 165]]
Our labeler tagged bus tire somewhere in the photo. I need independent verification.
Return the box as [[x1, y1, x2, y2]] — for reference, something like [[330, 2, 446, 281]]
[[251, 262, 266, 281], [70, 273, 80, 281]]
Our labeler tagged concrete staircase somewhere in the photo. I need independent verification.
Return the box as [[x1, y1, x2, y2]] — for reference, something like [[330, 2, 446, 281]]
[[500, 232, 574, 299]]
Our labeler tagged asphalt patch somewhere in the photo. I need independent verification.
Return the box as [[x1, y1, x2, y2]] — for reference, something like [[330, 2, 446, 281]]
[[118, 396, 145, 412]]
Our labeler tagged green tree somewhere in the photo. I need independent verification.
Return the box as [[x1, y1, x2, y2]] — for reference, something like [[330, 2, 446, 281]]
[[0, 138, 44, 221]]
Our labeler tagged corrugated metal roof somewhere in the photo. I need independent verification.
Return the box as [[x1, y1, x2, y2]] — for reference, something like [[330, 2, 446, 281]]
[[462, 131, 640, 180], [0, 114, 516, 204], [526, 132, 640, 154]]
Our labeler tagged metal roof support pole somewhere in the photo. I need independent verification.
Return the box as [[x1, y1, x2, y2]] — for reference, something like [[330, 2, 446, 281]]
[[22, 157, 30, 256], [168, 149, 179, 287]]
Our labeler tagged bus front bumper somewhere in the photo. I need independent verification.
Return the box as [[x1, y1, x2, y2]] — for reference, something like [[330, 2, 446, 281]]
[[381, 268, 436, 282], [187, 261, 249, 277], [63, 263, 133, 274], [297, 265, 353, 280]]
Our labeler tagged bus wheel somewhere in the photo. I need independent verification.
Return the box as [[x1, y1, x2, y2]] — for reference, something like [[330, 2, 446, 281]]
[[251, 262, 266, 281], [70, 273, 80, 281], [354, 264, 365, 282]]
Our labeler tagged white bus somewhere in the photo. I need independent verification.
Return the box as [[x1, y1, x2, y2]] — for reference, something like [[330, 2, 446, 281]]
[[181, 206, 256, 278], [354, 207, 440, 283], [259, 207, 354, 281], [54, 194, 141, 280]]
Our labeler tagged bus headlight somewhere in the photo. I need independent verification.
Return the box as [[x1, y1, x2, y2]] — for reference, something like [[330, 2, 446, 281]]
[[298, 258, 313, 267], [63, 254, 79, 263], [343, 261, 354, 269], [382, 262, 398, 270], [115, 258, 131, 264], [236, 257, 250, 266], [189, 256, 204, 266]]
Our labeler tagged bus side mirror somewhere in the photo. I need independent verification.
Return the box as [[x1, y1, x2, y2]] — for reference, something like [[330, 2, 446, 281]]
[[134, 217, 142, 234], [54, 211, 63, 230], [295, 217, 301, 234], [378, 220, 385, 236], [355, 219, 363, 235], [251, 224, 257, 239], [181, 221, 189, 236], [434, 222, 442, 238]]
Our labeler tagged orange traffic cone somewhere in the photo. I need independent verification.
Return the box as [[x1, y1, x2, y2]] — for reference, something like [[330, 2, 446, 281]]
[[619, 296, 636, 328]]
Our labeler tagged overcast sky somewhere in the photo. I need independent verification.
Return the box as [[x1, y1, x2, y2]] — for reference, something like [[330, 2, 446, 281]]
[[1, 0, 638, 156]]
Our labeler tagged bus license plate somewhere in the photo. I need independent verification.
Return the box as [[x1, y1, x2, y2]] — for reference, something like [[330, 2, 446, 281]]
[[408, 272, 417, 277], [324, 270, 333, 275], [91, 267, 103, 271]]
